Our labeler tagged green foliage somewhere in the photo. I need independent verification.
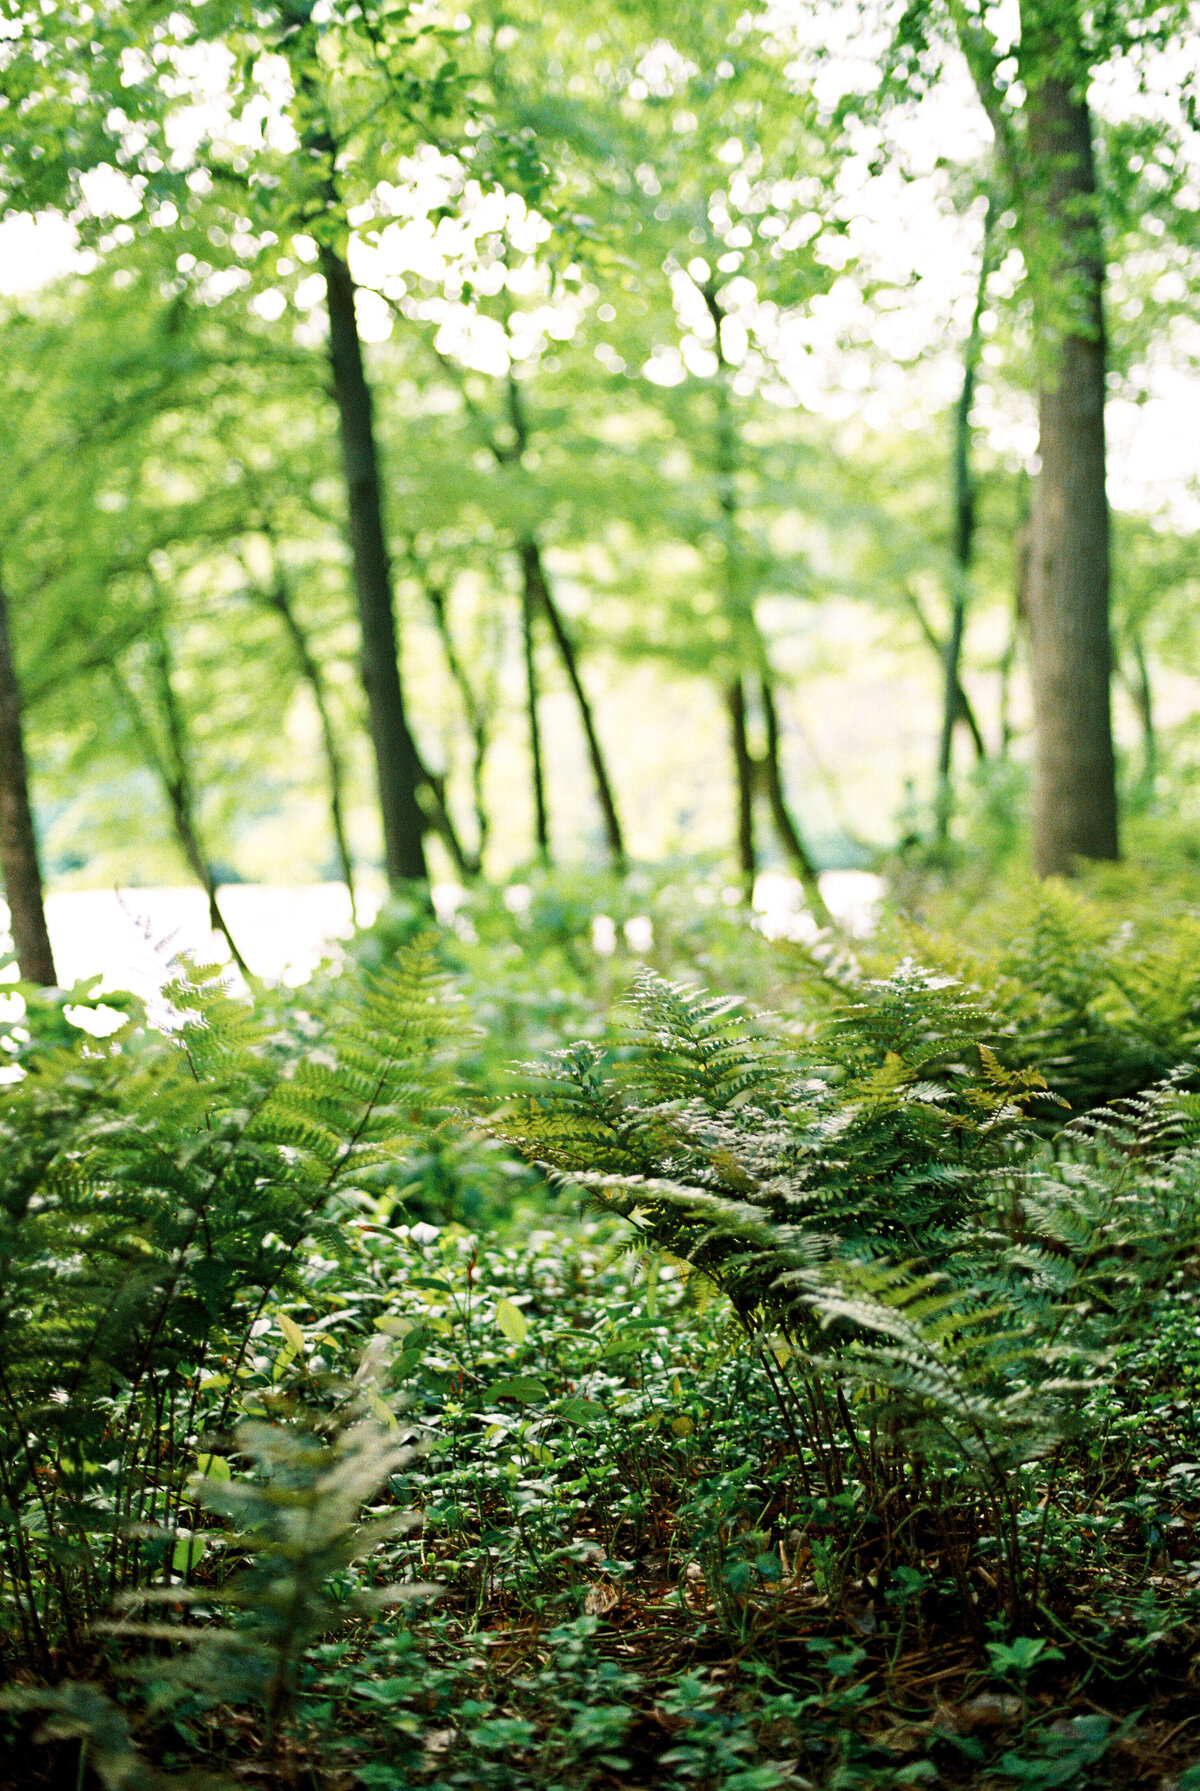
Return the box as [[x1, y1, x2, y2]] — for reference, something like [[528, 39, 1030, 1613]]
[[0, 942, 459, 1666], [881, 874, 1200, 1119], [5, 1368, 424, 1788], [495, 960, 1200, 1617]]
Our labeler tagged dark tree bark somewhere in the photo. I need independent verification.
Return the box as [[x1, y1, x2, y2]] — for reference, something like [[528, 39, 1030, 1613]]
[[410, 748, 475, 879], [936, 198, 995, 841], [408, 546, 492, 870], [1121, 624, 1155, 797], [425, 346, 623, 870], [519, 539, 625, 871], [726, 678, 757, 896], [109, 632, 250, 979], [321, 243, 428, 885], [705, 283, 825, 907], [903, 587, 988, 760], [0, 578, 56, 985], [281, 10, 430, 888], [520, 560, 550, 863], [760, 678, 833, 926], [504, 368, 624, 869], [258, 542, 358, 920]]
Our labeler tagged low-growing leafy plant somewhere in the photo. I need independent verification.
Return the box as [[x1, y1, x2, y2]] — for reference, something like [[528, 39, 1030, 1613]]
[[0, 943, 458, 1668], [495, 965, 1200, 1621]]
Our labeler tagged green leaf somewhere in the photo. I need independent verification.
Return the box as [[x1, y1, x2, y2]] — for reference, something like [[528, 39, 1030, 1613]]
[[367, 1391, 399, 1431], [494, 1298, 528, 1345], [556, 1397, 606, 1426], [278, 1313, 306, 1356], [375, 1315, 413, 1338], [489, 1377, 548, 1404], [195, 1453, 230, 1482], [172, 1533, 205, 1574]]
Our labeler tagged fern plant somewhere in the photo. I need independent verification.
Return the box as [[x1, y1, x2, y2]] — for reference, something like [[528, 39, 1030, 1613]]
[[0, 942, 458, 1670], [497, 965, 1200, 1621], [875, 879, 1200, 1122], [5, 1350, 427, 1788]]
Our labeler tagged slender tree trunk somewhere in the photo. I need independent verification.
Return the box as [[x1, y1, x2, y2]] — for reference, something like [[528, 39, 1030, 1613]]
[[1020, 14, 1118, 874], [109, 644, 250, 979], [1125, 625, 1155, 797], [709, 294, 759, 891], [520, 566, 550, 863], [519, 538, 625, 870], [0, 578, 56, 985], [998, 620, 1017, 761], [705, 283, 824, 898], [904, 587, 988, 759], [261, 547, 357, 921], [409, 550, 492, 868], [410, 750, 476, 879], [432, 355, 621, 869], [1002, 476, 1032, 759], [936, 198, 994, 841], [726, 678, 756, 897], [760, 678, 832, 925], [320, 244, 428, 885]]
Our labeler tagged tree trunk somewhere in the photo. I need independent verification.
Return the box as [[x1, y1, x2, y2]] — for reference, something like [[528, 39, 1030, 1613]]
[[936, 198, 994, 841], [519, 538, 625, 871], [497, 372, 624, 868], [410, 749, 476, 879], [904, 587, 987, 759], [0, 578, 56, 985], [1124, 625, 1155, 798], [760, 678, 832, 926], [1001, 477, 1032, 759], [109, 637, 250, 980], [321, 243, 428, 885], [520, 562, 550, 863], [705, 282, 824, 897], [410, 550, 492, 869], [261, 546, 357, 920], [726, 678, 756, 897], [1020, 15, 1118, 875]]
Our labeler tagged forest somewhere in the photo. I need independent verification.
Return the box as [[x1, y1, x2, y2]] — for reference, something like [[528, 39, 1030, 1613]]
[[3, 0, 1200, 1786]]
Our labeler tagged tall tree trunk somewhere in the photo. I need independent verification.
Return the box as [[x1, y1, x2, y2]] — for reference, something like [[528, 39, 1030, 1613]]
[[936, 197, 994, 842], [520, 564, 550, 863], [760, 678, 832, 926], [1020, 12, 1118, 874], [519, 538, 625, 870], [285, 10, 428, 887], [0, 578, 56, 985], [726, 678, 756, 897], [260, 544, 357, 921], [321, 244, 428, 885]]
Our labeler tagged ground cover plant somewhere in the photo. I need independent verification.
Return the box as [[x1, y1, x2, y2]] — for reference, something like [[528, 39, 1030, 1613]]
[[3, 878, 1200, 1790]]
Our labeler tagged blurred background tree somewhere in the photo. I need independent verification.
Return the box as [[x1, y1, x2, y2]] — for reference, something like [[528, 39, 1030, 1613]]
[[1, 0, 1199, 964]]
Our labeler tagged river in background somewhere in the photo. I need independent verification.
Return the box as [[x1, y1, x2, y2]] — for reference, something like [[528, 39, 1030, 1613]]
[[6, 871, 883, 1011]]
